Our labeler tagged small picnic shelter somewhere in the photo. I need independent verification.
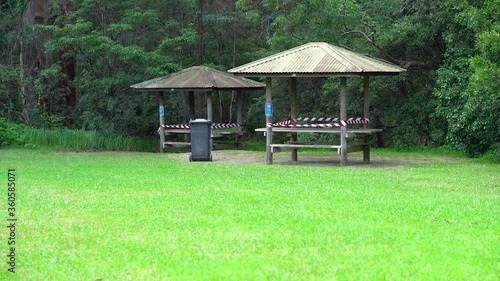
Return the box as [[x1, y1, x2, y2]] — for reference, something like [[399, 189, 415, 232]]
[[131, 66, 264, 152], [228, 42, 406, 165]]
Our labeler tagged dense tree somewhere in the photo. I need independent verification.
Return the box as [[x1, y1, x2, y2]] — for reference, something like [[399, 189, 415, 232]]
[[236, 0, 448, 147], [435, 0, 499, 156], [0, 0, 33, 125], [0, 0, 497, 156], [38, 0, 189, 133]]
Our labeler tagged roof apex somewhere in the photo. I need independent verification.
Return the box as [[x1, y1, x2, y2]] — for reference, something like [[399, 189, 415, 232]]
[[131, 66, 265, 91], [228, 42, 406, 77]]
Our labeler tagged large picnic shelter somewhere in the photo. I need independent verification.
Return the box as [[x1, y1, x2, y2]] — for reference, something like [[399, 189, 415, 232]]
[[131, 66, 264, 152], [228, 42, 406, 166]]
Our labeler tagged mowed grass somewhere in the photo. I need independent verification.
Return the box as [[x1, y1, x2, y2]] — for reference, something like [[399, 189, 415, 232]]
[[0, 148, 499, 280]]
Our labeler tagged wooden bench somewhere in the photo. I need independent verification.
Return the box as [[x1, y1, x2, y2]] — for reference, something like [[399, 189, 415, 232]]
[[164, 141, 191, 148], [270, 142, 368, 153], [271, 143, 342, 153]]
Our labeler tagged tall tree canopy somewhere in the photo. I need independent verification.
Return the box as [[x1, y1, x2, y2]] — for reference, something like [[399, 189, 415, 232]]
[[0, 0, 498, 156], [435, 0, 499, 156]]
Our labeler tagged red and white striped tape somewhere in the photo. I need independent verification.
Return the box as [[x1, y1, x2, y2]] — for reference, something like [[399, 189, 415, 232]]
[[158, 123, 242, 133], [161, 124, 190, 129], [296, 117, 340, 122], [344, 118, 370, 124], [211, 123, 242, 129], [275, 123, 345, 128], [266, 117, 369, 128], [272, 119, 296, 126]]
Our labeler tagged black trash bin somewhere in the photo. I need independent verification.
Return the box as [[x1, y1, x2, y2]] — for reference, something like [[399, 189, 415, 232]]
[[189, 119, 212, 161]]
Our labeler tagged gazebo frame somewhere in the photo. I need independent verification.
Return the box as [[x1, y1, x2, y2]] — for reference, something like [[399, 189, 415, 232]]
[[229, 42, 406, 165], [131, 66, 264, 152]]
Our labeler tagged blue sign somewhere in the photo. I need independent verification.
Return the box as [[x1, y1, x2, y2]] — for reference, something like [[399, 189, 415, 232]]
[[265, 103, 273, 117], [159, 105, 164, 117]]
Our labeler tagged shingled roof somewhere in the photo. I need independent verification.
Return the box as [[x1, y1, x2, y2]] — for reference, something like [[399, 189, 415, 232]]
[[131, 66, 265, 91], [228, 42, 406, 77]]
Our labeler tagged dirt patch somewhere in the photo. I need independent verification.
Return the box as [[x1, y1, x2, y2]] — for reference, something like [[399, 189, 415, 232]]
[[165, 150, 464, 168]]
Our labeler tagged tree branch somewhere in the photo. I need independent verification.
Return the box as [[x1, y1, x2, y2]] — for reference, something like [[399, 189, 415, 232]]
[[342, 21, 423, 68]]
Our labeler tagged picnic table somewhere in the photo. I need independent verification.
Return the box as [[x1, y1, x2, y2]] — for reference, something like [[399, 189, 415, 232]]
[[255, 127, 381, 163]]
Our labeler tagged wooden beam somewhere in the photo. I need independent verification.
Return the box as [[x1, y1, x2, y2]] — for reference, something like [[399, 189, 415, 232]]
[[340, 77, 347, 166], [236, 90, 242, 125], [206, 91, 213, 121], [206, 91, 213, 150], [217, 90, 223, 123], [363, 76, 370, 129], [363, 76, 370, 163], [236, 90, 244, 149], [189, 91, 195, 120], [290, 77, 298, 161], [158, 91, 165, 153], [266, 77, 273, 165], [198, 92, 204, 118]]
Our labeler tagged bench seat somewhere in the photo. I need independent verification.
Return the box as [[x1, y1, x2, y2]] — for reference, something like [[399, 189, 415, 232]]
[[270, 142, 368, 154], [271, 143, 341, 153]]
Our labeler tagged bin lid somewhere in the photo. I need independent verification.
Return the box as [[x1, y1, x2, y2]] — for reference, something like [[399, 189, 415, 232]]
[[190, 119, 212, 124]]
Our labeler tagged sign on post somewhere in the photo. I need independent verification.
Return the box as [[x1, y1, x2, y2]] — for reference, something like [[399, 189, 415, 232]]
[[265, 103, 273, 117], [159, 105, 164, 117]]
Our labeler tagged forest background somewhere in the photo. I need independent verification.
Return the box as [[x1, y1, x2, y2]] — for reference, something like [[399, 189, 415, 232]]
[[0, 0, 498, 157]]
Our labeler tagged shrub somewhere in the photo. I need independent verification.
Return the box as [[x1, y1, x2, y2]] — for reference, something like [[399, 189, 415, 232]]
[[0, 118, 26, 147], [490, 143, 500, 163]]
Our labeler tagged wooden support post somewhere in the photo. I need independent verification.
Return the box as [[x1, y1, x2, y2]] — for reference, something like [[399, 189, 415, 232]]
[[290, 77, 298, 161], [198, 92, 204, 118], [236, 90, 242, 125], [363, 76, 370, 163], [236, 90, 244, 149], [206, 91, 213, 121], [217, 90, 223, 123], [266, 77, 273, 165], [158, 91, 165, 153], [189, 91, 195, 121], [340, 77, 347, 166], [363, 76, 370, 129], [183, 91, 192, 143], [206, 91, 213, 149]]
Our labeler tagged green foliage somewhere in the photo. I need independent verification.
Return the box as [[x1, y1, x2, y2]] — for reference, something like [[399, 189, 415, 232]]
[[435, 0, 500, 157], [0, 117, 156, 151], [486, 143, 500, 163], [158, 27, 197, 53], [0, 64, 25, 119], [36, 1, 186, 134], [236, 0, 450, 150], [0, 117, 26, 146], [1, 0, 497, 156], [21, 127, 157, 151], [0, 0, 26, 35]]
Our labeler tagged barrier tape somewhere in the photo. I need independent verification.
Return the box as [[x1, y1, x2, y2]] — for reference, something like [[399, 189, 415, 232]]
[[212, 123, 242, 129], [296, 117, 340, 122], [158, 123, 242, 133], [266, 117, 369, 128], [161, 124, 190, 129]]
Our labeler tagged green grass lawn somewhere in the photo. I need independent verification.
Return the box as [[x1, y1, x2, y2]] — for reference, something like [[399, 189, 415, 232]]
[[1, 148, 499, 280]]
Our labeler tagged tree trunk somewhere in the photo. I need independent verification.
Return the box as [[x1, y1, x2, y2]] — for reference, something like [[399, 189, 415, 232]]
[[196, 0, 204, 65], [19, 38, 31, 126], [58, 44, 76, 126]]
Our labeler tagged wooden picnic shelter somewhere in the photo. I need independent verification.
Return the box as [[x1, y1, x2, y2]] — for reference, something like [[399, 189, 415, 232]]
[[228, 42, 406, 165], [131, 66, 264, 152]]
